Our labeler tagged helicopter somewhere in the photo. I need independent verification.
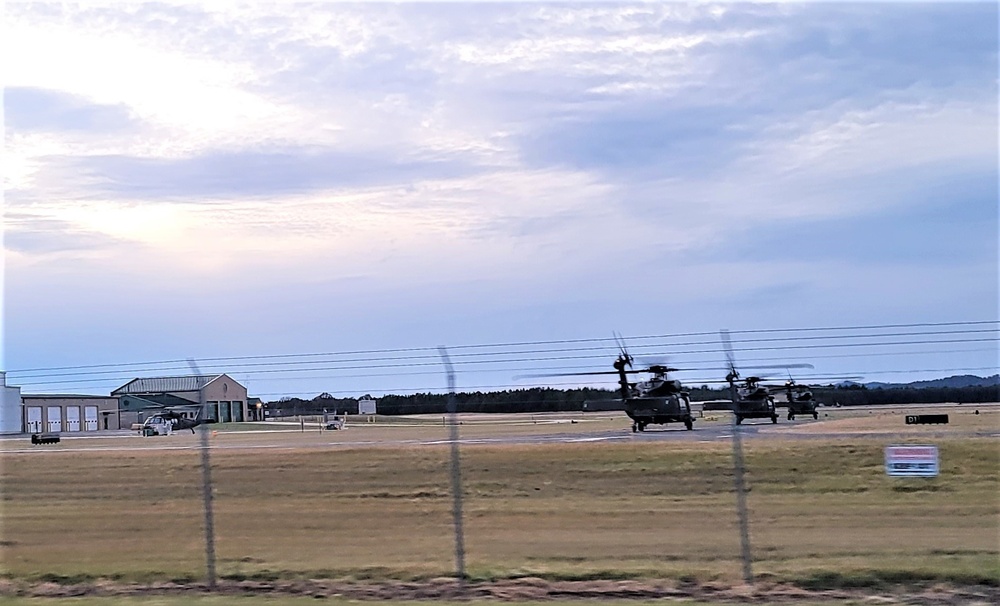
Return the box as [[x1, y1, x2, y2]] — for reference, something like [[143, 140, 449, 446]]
[[583, 334, 698, 432], [779, 377, 819, 420], [139, 407, 210, 436], [720, 329, 814, 425], [613, 351, 695, 432], [773, 374, 862, 419], [518, 337, 695, 432], [724, 371, 779, 425]]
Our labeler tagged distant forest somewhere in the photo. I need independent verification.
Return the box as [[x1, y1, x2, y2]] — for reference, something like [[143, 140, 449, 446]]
[[267, 383, 1000, 416]]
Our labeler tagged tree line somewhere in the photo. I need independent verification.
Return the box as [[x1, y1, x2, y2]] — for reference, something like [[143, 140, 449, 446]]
[[265, 384, 998, 416], [809, 384, 999, 407], [268, 387, 614, 416]]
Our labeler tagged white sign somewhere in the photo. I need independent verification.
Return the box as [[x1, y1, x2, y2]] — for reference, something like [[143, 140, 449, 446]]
[[885, 445, 939, 477], [357, 397, 377, 415]]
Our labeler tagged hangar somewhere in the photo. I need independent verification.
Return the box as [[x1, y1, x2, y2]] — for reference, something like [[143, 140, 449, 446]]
[[112, 374, 248, 427]]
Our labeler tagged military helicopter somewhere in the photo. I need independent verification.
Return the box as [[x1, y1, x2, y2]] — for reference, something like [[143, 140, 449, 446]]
[[779, 377, 819, 420], [774, 374, 862, 420], [613, 350, 695, 432], [139, 407, 209, 436], [720, 330, 813, 425], [519, 337, 695, 432], [724, 371, 780, 425]]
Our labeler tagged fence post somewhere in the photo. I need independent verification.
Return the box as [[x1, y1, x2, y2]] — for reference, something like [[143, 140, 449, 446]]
[[721, 330, 753, 585], [188, 359, 217, 590], [438, 347, 467, 586], [730, 404, 753, 584]]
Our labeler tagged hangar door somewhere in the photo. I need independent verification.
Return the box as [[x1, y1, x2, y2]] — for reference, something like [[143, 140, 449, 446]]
[[66, 406, 81, 432], [85, 406, 99, 431], [26, 407, 43, 433], [46, 407, 62, 432]]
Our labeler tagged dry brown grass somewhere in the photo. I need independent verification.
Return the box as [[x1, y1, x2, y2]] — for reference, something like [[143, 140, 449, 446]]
[[1, 423, 997, 588]]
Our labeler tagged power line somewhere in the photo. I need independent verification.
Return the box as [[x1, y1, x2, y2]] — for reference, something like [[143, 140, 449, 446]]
[[9, 329, 998, 382], [10, 320, 997, 397], [14, 335, 999, 389], [9, 320, 997, 374], [243, 366, 1000, 398], [20, 359, 999, 397]]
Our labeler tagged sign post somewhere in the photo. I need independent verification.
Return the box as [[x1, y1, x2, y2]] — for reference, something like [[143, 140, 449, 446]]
[[885, 445, 939, 478]]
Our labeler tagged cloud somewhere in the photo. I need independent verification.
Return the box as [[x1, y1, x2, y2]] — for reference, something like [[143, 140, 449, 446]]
[[518, 102, 756, 174], [3, 213, 131, 255], [31, 146, 487, 200], [699, 170, 999, 268], [4, 87, 138, 134]]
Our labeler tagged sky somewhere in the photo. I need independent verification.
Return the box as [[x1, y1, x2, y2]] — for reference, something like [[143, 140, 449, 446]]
[[3, 1, 998, 400]]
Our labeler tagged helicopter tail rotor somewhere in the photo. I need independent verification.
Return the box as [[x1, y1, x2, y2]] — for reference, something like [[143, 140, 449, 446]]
[[721, 329, 741, 411], [721, 329, 739, 385], [613, 331, 633, 368]]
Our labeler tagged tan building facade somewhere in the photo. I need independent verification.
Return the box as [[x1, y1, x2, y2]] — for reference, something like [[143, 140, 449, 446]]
[[113, 374, 249, 425], [21, 395, 120, 433]]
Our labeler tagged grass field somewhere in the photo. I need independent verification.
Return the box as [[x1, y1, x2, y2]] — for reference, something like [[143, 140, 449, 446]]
[[1, 412, 998, 594]]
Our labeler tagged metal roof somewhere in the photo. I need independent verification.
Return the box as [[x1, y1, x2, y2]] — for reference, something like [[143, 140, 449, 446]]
[[112, 375, 222, 395], [121, 393, 199, 407], [22, 394, 118, 400]]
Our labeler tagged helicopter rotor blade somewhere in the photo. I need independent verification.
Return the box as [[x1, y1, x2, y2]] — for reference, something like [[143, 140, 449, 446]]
[[768, 375, 866, 387], [720, 328, 739, 383], [638, 355, 675, 369], [742, 363, 815, 371], [515, 366, 689, 380], [720, 329, 736, 372], [513, 370, 621, 380], [683, 374, 864, 385]]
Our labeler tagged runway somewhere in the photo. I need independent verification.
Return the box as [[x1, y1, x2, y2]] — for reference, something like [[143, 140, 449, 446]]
[[2, 404, 996, 455]]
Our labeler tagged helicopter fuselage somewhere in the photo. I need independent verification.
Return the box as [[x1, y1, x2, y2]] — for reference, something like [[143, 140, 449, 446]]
[[730, 395, 778, 424], [611, 352, 695, 432], [624, 394, 694, 432], [728, 379, 779, 425], [781, 387, 819, 420]]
